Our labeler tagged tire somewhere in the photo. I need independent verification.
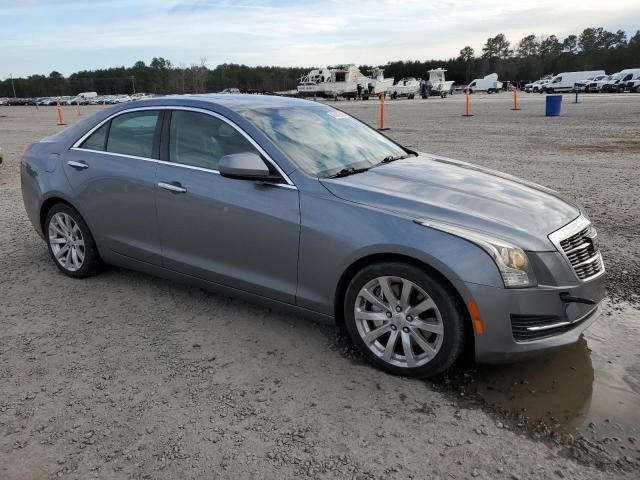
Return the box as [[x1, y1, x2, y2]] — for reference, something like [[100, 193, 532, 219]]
[[45, 203, 101, 278], [343, 262, 466, 378]]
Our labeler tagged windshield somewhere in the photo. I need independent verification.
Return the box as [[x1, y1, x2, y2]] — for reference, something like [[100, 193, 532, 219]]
[[240, 105, 407, 178], [611, 74, 623, 80]]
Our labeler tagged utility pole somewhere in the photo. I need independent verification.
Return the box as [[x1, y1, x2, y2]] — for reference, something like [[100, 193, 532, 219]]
[[131, 76, 136, 94], [10, 73, 16, 98]]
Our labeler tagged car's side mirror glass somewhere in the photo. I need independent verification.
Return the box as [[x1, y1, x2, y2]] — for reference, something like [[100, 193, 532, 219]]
[[218, 153, 280, 181]]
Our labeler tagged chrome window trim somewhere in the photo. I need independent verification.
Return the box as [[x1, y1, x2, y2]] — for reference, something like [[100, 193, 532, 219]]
[[548, 215, 605, 283], [70, 105, 296, 188]]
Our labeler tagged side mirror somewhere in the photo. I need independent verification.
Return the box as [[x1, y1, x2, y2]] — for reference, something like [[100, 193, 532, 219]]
[[218, 153, 279, 181]]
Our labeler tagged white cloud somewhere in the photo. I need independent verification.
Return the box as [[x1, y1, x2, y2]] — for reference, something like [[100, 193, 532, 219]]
[[1, 0, 639, 77]]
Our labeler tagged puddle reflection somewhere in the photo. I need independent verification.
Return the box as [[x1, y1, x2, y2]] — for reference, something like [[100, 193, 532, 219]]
[[470, 301, 640, 440], [474, 337, 594, 430]]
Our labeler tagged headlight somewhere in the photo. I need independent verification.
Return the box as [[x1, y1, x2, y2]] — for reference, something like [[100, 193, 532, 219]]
[[415, 219, 537, 288]]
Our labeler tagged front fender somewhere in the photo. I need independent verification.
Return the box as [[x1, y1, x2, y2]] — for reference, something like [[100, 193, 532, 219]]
[[295, 191, 502, 316]]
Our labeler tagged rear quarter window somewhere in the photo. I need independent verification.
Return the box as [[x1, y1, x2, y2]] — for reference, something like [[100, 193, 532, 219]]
[[80, 122, 109, 151]]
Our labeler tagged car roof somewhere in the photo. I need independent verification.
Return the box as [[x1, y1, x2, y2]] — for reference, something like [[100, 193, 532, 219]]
[[44, 94, 325, 147], [137, 94, 318, 111]]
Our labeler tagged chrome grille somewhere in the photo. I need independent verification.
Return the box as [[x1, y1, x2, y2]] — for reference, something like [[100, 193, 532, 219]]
[[555, 223, 604, 281]]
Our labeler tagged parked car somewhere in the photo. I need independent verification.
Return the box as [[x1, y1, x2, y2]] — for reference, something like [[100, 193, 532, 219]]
[[219, 88, 241, 94], [110, 95, 132, 104], [20, 95, 606, 378], [543, 70, 605, 93], [524, 80, 541, 93], [130, 93, 152, 101], [524, 75, 553, 93], [64, 96, 90, 106]]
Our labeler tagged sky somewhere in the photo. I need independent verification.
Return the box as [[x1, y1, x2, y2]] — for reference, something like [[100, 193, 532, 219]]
[[1, 0, 639, 78]]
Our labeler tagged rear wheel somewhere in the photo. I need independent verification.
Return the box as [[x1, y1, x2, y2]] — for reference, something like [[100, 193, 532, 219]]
[[45, 204, 101, 278], [344, 262, 466, 378]]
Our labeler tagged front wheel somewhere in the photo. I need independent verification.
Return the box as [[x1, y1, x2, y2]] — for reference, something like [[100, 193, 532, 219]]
[[45, 204, 101, 278], [344, 263, 466, 378]]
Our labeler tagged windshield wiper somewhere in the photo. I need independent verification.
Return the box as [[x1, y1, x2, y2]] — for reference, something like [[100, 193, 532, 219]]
[[327, 166, 371, 178], [380, 153, 414, 164]]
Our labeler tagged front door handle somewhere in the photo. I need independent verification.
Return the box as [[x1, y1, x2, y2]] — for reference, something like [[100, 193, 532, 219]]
[[67, 160, 89, 170], [158, 182, 187, 194]]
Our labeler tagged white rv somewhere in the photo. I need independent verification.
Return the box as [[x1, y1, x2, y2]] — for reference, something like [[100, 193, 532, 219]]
[[542, 70, 604, 93], [465, 73, 502, 93]]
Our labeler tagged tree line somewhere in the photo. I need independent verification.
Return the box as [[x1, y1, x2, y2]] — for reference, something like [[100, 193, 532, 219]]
[[2, 26, 639, 98]]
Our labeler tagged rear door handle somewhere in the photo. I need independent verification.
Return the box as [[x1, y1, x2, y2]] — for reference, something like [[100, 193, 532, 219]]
[[67, 160, 88, 170], [158, 182, 187, 194]]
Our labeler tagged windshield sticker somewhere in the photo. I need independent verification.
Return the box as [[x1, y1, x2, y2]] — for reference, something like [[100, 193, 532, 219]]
[[327, 111, 350, 119]]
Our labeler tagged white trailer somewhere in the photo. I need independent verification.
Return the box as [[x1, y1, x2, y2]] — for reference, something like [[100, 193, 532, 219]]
[[542, 71, 604, 93], [465, 73, 502, 93]]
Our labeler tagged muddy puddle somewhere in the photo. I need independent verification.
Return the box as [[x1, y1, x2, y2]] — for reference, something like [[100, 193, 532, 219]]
[[456, 300, 640, 455]]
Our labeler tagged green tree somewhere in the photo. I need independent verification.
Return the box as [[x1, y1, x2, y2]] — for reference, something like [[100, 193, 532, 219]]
[[482, 34, 512, 59], [459, 46, 475, 61], [579, 27, 605, 52], [563, 35, 578, 53], [516, 35, 540, 57], [458, 46, 475, 82], [540, 35, 562, 57]]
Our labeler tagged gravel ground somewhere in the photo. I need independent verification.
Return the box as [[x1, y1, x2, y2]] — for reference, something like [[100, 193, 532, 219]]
[[0, 97, 638, 480]]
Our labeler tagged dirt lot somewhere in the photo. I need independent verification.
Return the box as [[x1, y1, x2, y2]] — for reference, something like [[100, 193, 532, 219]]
[[0, 95, 639, 480]]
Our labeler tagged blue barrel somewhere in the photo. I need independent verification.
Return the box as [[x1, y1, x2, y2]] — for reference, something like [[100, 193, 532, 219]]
[[545, 95, 562, 116]]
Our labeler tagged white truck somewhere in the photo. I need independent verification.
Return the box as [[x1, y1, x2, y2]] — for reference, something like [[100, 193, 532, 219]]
[[601, 69, 640, 92], [625, 73, 640, 93], [465, 73, 502, 93], [573, 74, 607, 92], [542, 71, 604, 93]]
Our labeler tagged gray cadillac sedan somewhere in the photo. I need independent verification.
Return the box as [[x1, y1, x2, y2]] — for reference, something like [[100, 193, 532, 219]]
[[21, 95, 606, 378]]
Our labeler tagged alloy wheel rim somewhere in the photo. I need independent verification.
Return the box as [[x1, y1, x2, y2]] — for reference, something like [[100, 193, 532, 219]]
[[354, 276, 444, 368], [48, 213, 85, 272]]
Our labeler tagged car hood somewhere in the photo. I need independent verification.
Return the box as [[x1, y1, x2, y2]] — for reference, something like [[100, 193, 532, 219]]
[[320, 154, 580, 251]]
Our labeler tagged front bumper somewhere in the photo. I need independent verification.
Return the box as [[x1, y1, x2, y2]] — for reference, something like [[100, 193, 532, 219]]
[[464, 265, 607, 363]]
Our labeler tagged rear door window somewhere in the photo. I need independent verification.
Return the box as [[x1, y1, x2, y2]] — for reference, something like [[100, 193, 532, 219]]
[[106, 111, 160, 158]]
